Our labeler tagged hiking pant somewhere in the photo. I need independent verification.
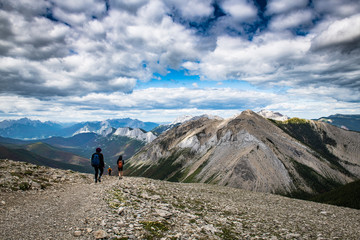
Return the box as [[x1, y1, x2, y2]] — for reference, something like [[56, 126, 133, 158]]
[[94, 166, 104, 181]]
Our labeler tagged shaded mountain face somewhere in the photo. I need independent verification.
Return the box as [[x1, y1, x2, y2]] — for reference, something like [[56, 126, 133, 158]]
[[126, 110, 360, 196], [315, 114, 360, 132]]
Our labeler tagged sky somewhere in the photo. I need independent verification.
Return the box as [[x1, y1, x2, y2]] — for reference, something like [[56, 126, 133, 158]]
[[0, 0, 359, 123]]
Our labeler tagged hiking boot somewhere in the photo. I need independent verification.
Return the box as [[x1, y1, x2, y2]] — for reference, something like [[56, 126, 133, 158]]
[[98, 177, 101, 182], [95, 179, 97, 183]]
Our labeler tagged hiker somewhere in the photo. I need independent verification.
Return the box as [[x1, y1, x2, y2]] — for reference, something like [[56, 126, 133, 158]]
[[117, 155, 124, 179], [108, 166, 112, 176], [91, 147, 104, 183]]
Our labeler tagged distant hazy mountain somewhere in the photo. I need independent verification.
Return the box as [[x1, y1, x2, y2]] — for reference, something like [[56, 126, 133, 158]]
[[315, 114, 360, 132], [0, 118, 159, 140], [0, 118, 63, 139], [127, 110, 360, 198]]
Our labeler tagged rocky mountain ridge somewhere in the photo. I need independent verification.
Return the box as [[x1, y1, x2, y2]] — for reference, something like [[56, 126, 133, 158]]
[[127, 110, 360, 197], [1, 159, 359, 239]]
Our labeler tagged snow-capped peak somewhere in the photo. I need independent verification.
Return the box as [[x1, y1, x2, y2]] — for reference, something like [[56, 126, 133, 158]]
[[96, 124, 114, 137], [170, 115, 194, 125], [113, 127, 156, 143], [257, 109, 290, 121]]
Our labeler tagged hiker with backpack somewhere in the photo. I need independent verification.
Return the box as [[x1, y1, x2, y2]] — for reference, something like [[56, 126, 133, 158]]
[[91, 147, 105, 183], [117, 155, 124, 179]]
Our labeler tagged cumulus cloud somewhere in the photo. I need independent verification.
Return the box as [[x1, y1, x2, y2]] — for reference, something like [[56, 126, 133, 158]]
[[269, 9, 314, 31], [0, 0, 202, 97], [221, 0, 258, 21], [0, 0, 359, 121], [198, 34, 311, 82], [267, 0, 309, 15], [311, 14, 360, 52], [0, 87, 278, 121], [1, 85, 357, 122], [314, 0, 360, 18], [166, 0, 213, 19]]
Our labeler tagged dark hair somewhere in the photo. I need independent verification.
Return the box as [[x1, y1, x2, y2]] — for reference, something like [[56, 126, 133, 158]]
[[118, 155, 122, 160], [96, 147, 101, 152]]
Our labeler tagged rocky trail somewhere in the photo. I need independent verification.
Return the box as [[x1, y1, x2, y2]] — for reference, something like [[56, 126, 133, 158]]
[[1, 159, 360, 239]]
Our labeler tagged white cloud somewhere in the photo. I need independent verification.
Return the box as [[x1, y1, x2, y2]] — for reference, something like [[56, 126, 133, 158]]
[[221, 0, 258, 21], [267, 0, 309, 15], [0, 0, 359, 122], [109, 77, 137, 92], [1, 85, 358, 122], [192, 83, 199, 88], [0, 0, 50, 18], [199, 34, 311, 82], [311, 14, 360, 51], [269, 10, 314, 31], [314, 0, 360, 18], [166, 0, 213, 19], [287, 85, 360, 102]]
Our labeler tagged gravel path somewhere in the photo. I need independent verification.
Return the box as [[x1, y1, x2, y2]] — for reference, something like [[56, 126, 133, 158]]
[[1, 167, 360, 240], [0, 177, 115, 240]]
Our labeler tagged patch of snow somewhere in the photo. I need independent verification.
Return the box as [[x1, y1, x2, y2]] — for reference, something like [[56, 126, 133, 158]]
[[170, 115, 194, 125], [73, 125, 93, 135], [113, 127, 156, 143], [257, 109, 289, 121]]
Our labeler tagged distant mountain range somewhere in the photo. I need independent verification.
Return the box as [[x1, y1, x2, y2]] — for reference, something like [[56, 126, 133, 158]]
[[0, 131, 146, 173], [126, 110, 360, 198], [1, 112, 358, 141], [314, 114, 360, 132], [0, 117, 159, 140]]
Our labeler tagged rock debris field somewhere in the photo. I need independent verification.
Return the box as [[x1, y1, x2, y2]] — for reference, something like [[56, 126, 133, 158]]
[[0, 159, 359, 239]]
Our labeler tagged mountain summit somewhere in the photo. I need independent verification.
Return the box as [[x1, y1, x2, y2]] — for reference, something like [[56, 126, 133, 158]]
[[127, 110, 360, 196], [257, 109, 290, 121]]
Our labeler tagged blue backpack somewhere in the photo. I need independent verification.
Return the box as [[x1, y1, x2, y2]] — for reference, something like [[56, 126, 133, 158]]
[[91, 153, 100, 167]]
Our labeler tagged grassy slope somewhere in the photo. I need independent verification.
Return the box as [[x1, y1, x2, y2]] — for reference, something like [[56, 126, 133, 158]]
[[25, 142, 90, 165], [0, 145, 92, 173]]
